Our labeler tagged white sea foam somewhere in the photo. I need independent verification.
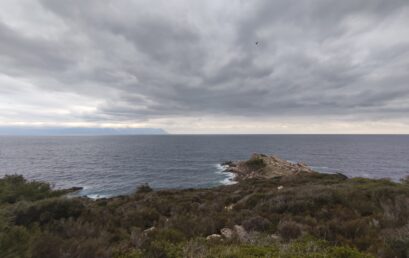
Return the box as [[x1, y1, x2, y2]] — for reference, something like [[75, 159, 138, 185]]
[[86, 194, 110, 200], [310, 166, 330, 171], [214, 164, 237, 185]]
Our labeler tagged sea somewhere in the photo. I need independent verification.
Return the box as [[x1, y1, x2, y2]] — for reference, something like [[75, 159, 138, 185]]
[[0, 135, 408, 198]]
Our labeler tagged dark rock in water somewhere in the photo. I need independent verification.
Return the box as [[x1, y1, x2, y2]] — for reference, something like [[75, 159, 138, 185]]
[[221, 161, 235, 167], [335, 172, 348, 180], [401, 176, 409, 184], [67, 186, 83, 192]]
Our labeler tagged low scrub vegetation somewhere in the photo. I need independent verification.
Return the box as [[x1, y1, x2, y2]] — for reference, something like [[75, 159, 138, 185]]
[[244, 157, 266, 171], [1, 173, 409, 257]]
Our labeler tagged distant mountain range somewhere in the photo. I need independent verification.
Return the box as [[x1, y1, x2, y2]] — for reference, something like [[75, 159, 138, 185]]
[[0, 127, 168, 136]]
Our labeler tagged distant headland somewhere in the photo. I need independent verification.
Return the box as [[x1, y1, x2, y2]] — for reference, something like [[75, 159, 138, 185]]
[[0, 127, 168, 136]]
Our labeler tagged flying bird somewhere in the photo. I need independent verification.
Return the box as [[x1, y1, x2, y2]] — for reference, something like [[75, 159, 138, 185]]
[[255, 41, 259, 45]]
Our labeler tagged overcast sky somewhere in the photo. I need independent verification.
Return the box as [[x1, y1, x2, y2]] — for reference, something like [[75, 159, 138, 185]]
[[0, 0, 409, 133]]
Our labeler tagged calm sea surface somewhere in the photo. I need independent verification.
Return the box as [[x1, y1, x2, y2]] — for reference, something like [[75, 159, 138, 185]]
[[0, 135, 408, 198]]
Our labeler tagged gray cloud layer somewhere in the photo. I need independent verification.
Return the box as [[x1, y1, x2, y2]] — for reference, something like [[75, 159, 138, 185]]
[[1, 0, 409, 132]]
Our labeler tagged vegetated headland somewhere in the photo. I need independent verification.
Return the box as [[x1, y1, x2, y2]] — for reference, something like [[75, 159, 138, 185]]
[[1, 154, 409, 258]]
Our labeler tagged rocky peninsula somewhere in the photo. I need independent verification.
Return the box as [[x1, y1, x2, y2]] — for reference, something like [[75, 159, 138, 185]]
[[222, 153, 316, 181]]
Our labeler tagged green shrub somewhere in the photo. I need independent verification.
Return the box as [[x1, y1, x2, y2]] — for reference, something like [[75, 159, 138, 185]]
[[150, 228, 186, 243], [0, 225, 31, 258], [242, 215, 271, 232], [13, 198, 84, 226], [121, 207, 160, 229], [277, 220, 302, 241], [330, 246, 373, 258], [30, 233, 64, 258], [135, 184, 153, 194], [114, 249, 143, 258], [0, 175, 66, 204], [244, 158, 266, 171]]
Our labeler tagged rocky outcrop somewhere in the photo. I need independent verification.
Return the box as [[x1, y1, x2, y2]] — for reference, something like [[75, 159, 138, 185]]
[[206, 234, 222, 240], [223, 153, 316, 181], [233, 225, 249, 242], [220, 228, 233, 239], [218, 225, 249, 242]]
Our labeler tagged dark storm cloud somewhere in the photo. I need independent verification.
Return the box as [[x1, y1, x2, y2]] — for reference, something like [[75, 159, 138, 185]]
[[0, 21, 75, 75], [1, 0, 409, 124]]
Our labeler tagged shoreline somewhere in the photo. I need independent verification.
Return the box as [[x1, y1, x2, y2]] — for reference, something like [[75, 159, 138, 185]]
[[2, 154, 409, 257], [42, 153, 403, 199]]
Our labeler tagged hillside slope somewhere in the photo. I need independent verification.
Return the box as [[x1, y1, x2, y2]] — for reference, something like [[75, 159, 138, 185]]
[[1, 156, 409, 257]]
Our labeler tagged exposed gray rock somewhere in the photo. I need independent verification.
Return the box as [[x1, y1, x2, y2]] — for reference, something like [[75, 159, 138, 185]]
[[206, 234, 222, 241], [220, 228, 234, 239], [143, 226, 156, 233], [233, 225, 249, 242], [68, 186, 83, 192], [224, 204, 234, 211]]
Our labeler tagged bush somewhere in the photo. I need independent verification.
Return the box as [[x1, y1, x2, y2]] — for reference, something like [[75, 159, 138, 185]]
[[0, 225, 31, 258], [245, 158, 266, 171], [30, 233, 64, 258], [277, 220, 302, 241], [135, 184, 153, 194], [121, 207, 160, 229], [242, 215, 271, 232], [330, 246, 373, 258], [150, 228, 186, 243], [383, 224, 409, 258], [199, 238, 373, 258], [114, 250, 143, 258], [0, 175, 65, 204], [13, 198, 84, 226]]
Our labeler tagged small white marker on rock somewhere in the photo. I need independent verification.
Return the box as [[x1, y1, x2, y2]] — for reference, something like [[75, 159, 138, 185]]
[[277, 186, 284, 190]]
